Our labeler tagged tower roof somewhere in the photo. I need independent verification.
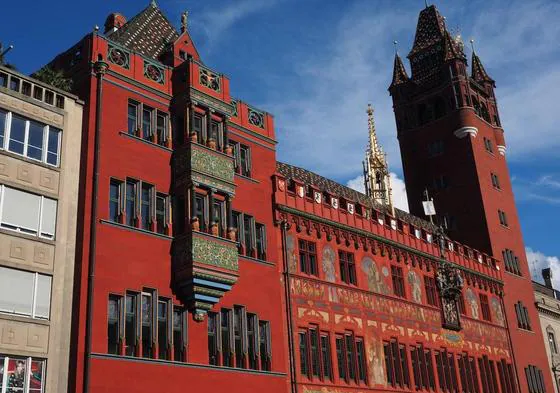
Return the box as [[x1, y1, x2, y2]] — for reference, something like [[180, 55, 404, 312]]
[[471, 51, 494, 84], [107, 1, 179, 60], [389, 53, 410, 89], [408, 5, 447, 58]]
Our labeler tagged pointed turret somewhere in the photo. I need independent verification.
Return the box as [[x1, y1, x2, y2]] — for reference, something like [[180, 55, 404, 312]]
[[443, 30, 465, 61], [389, 53, 410, 90], [363, 104, 394, 215], [471, 51, 494, 85], [408, 5, 446, 58]]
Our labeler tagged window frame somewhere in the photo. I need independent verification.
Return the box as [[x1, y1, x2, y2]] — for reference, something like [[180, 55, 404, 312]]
[[0, 355, 46, 393], [339, 250, 357, 285], [0, 267, 52, 320], [298, 239, 318, 276]]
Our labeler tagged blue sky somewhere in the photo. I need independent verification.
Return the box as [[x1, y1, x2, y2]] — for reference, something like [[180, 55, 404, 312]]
[[1, 0, 559, 283]]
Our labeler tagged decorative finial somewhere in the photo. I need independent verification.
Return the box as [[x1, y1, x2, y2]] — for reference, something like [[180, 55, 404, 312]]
[[470, 38, 475, 53], [181, 11, 189, 33], [393, 40, 398, 54], [151, 0, 157, 6], [94, 25, 99, 32], [425, 0, 429, 8]]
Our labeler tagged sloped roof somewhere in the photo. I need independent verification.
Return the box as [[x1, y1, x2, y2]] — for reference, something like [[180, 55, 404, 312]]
[[107, 2, 179, 60], [471, 52, 494, 84], [276, 161, 437, 231], [389, 53, 410, 89], [408, 5, 447, 57]]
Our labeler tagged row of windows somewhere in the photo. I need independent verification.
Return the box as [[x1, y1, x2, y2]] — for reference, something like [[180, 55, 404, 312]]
[[109, 178, 170, 235], [0, 266, 51, 320], [208, 307, 271, 371], [514, 301, 532, 331], [525, 365, 546, 393], [230, 139, 251, 177], [107, 290, 187, 362], [298, 326, 333, 381], [0, 110, 61, 167], [0, 184, 57, 240], [232, 211, 266, 260], [0, 355, 45, 393], [502, 249, 521, 276], [127, 100, 169, 147], [190, 109, 226, 151], [0, 70, 65, 109]]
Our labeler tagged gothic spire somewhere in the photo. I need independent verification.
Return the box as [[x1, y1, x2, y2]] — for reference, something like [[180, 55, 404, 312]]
[[363, 104, 394, 215], [443, 30, 464, 61], [408, 5, 446, 58], [389, 53, 409, 89], [471, 50, 494, 85]]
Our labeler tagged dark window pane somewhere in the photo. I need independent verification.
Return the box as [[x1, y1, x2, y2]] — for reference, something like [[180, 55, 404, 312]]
[[8, 115, 26, 155], [141, 184, 152, 230], [26, 121, 44, 161], [208, 312, 218, 365], [46, 128, 60, 165], [0, 110, 6, 148], [125, 294, 136, 356], [128, 103, 137, 135], [143, 108, 152, 140], [158, 301, 168, 360], [126, 182, 136, 226], [108, 296, 120, 355], [141, 294, 153, 358]]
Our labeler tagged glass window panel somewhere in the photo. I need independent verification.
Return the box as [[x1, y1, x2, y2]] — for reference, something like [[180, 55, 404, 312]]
[[35, 274, 52, 319], [0, 109, 6, 148], [46, 128, 60, 166], [128, 103, 137, 135], [29, 360, 44, 392], [1, 187, 41, 234], [27, 121, 45, 161], [143, 109, 152, 139], [0, 267, 34, 316], [8, 115, 26, 155], [40, 197, 57, 238], [0, 356, 3, 391], [126, 182, 136, 226], [7, 357, 26, 393]]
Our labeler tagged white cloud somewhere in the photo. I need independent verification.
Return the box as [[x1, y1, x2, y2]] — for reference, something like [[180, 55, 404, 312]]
[[345, 172, 409, 213], [512, 174, 560, 205], [527, 247, 560, 288]]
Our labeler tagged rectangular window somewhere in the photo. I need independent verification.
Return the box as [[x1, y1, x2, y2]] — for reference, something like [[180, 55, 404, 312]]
[[141, 292, 154, 358], [194, 193, 206, 232], [221, 309, 233, 367], [141, 183, 153, 230], [156, 194, 167, 234], [498, 210, 509, 227], [515, 302, 532, 331], [356, 339, 367, 383], [392, 266, 406, 298], [107, 295, 122, 355], [549, 332, 558, 354], [339, 251, 357, 285], [208, 312, 218, 365], [259, 320, 271, 371], [484, 137, 494, 153], [0, 356, 46, 393], [156, 112, 168, 146], [255, 223, 267, 261], [212, 198, 224, 237], [435, 349, 459, 393], [125, 293, 137, 356], [491, 173, 501, 190], [0, 267, 51, 319], [234, 306, 245, 368], [128, 102, 139, 135], [157, 300, 169, 360], [142, 107, 153, 141], [192, 112, 203, 142], [243, 214, 254, 256], [427, 140, 445, 157], [0, 110, 5, 148], [209, 120, 220, 148], [384, 338, 410, 388], [172, 306, 186, 362], [231, 140, 251, 177], [109, 180, 122, 222], [480, 294, 492, 322], [310, 328, 320, 377], [299, 331, 310, 377], [425, 276, 439, 306], [0, 185, 57, 239], [411, 344, 436, 391], [299, 239, 318, 276], [320, 333, 332, 381], [336, 335, 346, 381], [247, 313, 258, 370]]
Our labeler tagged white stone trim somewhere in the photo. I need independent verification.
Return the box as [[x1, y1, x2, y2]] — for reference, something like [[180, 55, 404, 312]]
[[497, 145, 507, 156], [453, 126, 478, 139]]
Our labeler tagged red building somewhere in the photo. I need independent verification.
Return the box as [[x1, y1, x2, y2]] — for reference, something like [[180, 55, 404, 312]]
[[43, 2, 551, 393]]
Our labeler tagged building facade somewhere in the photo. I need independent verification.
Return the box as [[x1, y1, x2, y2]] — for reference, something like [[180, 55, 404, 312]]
[[534, 269, 560, 393], [0, 65, 83, 393], [40, 2, 552, 393]]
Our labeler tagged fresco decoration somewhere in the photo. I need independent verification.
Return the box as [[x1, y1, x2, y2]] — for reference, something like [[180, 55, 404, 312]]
[[407, 270, 422, 303], [361, 257, 390, 295], [490, 297, 505, 327], [322, 245, 336, 282], [466, 288, 479, 320], [286, 234, 298, 272], [366, 335, 387, 386]]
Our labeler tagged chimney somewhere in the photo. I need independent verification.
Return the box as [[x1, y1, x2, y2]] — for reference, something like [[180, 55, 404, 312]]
[[543, 268, 553, 289], [104, 13, 127, 35]]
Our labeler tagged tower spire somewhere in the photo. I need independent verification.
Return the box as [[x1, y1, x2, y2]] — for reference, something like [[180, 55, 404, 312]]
[[363, 104, 394, 215], [389, 52, 409, 90], [470, 41, 494, 85]]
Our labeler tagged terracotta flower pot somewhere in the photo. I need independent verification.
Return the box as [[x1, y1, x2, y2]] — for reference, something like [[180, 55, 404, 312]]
[[227, 227, 237, 241], [225, 145, 233, 155], [191, 217, 200, 231], [210, 222, 219, 236], [207, 138, 217, 149], [190, 132, 198, 143]]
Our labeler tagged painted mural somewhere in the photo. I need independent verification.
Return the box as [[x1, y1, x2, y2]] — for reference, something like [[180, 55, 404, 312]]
[[491, 297, 505, 327], [407, 270, 422, 303], [466, 288, 479, 319], [322, 245, 337, 283], [361, 257, 390, 294], [287, 234, 298, 272], [366, 333, 386, 386]]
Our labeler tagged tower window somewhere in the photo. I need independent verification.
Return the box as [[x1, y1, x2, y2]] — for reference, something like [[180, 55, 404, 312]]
[[502, 249, 521, 276], [515, 302, 532, 331], [484, 137, 494, 153], [491, 173, 501, 190], [498, 210, 509, 227], [525, 365, 546, 393], [427, 140, 445, 157]]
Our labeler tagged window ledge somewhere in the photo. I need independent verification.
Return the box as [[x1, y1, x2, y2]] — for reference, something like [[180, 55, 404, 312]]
[[235, 173, 259, 184], [517, 328, 535, 334], [119, 132, 173, 152], [239, 254, 275, 267], [100, 219, 173, 240], [0, 149, 60, 172], [0, 227, 56, 246], [91, 353, 287, 377], [0, 313, 50, 326]]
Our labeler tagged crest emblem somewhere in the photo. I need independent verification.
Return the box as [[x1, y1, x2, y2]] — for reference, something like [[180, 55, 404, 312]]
[[331, 197, 339, 209], [314, 191, 322, 204], [278, 179, 286, 191], [297, 186, 305, 198], [347, 203, 355, 214]]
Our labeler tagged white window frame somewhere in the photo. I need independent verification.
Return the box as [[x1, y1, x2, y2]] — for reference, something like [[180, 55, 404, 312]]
[[1, 111, 61, 167], [0, 185, 58, 240], [0, 267, 52, 320], [0, 355, 46, 393]]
